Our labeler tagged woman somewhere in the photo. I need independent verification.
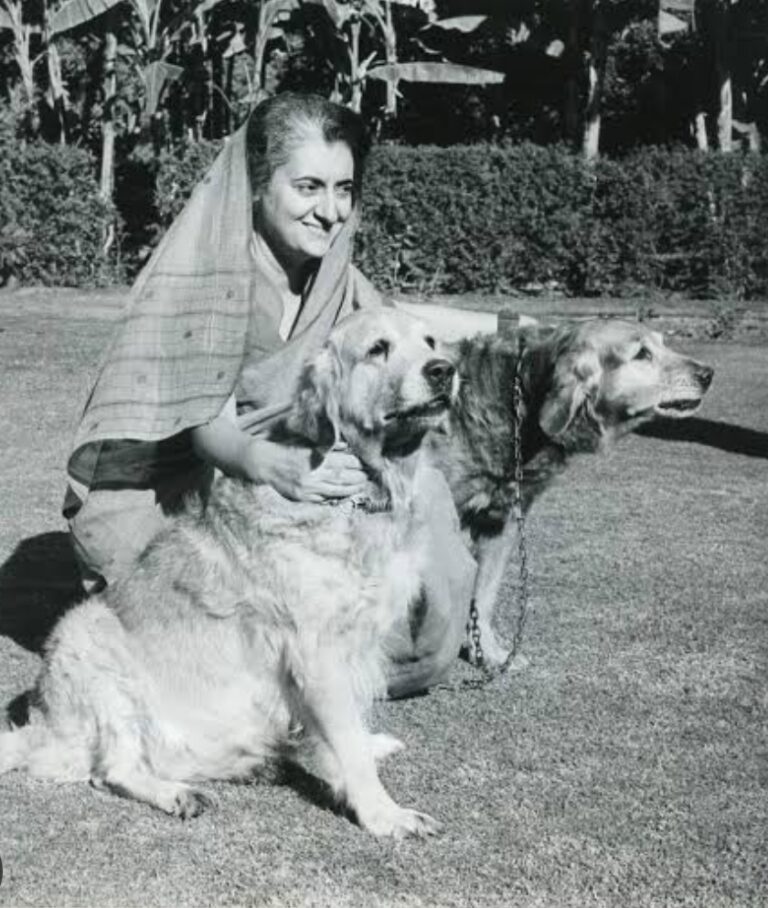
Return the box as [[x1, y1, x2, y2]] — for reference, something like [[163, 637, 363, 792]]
[[64, 93, 478, 695]]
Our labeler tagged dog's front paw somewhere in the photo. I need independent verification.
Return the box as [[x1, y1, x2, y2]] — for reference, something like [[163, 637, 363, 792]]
[[170, 787, 213, 820], [369, 732, 405, 763], [358, 802, 442, 839], [466, 630, 530, 674], [467, 625, 510, 670]]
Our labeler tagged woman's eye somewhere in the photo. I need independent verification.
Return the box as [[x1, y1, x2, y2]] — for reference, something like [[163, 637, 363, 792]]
[[336, 184, 353, 200], [367, 339, 390, 359], [295, 181, 318, 195], [634, 346, 652, 362], [424, 335, 436, 350]]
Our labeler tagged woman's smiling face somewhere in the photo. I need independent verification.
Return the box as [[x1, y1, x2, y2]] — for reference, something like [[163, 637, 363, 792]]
[[257, 136, 355, 276]]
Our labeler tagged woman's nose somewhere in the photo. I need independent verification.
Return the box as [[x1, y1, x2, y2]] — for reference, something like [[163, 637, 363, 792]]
[[314, 189, 339, 224]]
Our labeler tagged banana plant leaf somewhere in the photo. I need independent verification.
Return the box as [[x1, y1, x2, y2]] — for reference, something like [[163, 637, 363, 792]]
[[659, 9, 688, 34], [142, 59, 183, 116], [368, 61, 504, 85], [49, 0, 124, 35], [660, 0, 695, 12], [195, 0, 233, 13], [424, 16, 487, 33]]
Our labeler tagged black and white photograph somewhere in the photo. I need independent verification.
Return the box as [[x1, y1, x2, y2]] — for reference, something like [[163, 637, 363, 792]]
[[0, 0, 766, 905]]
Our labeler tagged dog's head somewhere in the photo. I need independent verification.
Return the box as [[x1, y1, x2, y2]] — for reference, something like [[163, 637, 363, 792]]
[[290, 308, 457, 462], [534, 320, 714, 445]]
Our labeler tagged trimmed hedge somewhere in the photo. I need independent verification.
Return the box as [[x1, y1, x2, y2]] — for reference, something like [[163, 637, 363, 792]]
[[358, 143, 593, 295], [358, 143, 768, 299], [150, 139, 768, 300], [0, 123, 115, 287]]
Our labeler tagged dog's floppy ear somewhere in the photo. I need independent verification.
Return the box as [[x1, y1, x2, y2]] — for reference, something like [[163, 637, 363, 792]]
[[539, 348, 602, 439], [287, 344, 342, 447]]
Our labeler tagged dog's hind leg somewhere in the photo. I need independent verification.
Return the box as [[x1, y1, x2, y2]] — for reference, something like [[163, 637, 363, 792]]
[[91, 737, 212, 819], [292, 653, 439, 839], [91, 768, 211, 819], [85, 685, 213, 818], [471, 518, 519, 668]]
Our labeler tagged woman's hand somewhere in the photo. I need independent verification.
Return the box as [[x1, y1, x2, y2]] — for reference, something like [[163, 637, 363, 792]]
[[248, 438, 369, 504], [191, 411, 368, 503]]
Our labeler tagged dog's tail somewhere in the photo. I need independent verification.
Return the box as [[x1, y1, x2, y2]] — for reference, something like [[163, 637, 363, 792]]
[[0, 725, 41, 774], [0, 722, 91, 781]]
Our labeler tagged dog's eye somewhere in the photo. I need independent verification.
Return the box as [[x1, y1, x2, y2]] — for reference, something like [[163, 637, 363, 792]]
[[424, 335, 436, 350], [634, 346, 652, 362], [367, 339, 390, 359]]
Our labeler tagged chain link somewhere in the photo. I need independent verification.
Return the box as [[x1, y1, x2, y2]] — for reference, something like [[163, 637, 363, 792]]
[[508, 360, 530, 662]]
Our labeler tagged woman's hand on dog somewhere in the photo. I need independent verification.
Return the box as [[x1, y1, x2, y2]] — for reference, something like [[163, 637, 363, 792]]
[[192, 414, 368, 503], [248, 438, 369, 503]]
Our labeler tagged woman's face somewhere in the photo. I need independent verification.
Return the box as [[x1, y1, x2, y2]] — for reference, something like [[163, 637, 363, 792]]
[[257, 137, 355, 274]]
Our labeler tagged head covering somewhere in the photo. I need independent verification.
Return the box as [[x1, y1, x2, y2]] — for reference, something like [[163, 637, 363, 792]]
[[67, 118, 361, 492]]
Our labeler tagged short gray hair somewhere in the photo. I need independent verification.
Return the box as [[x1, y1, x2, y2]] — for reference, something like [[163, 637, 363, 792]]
[[246, 93, 370, 201]]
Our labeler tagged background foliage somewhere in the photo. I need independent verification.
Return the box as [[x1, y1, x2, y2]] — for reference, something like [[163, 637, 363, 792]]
[[0, 110, 114, 285], [1, 0, 768, 297], [4, 116, 767, 299]]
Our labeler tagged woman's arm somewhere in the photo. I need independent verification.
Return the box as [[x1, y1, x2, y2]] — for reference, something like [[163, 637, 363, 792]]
[[190, 409, 368, 503]]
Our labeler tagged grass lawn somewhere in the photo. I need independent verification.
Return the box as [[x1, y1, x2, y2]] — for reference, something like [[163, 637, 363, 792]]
[[0, 291, 766, 907]]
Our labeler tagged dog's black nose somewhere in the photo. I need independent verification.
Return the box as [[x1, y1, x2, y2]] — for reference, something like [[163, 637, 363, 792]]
[[696, 364, 714, 390], [423, 358, 455, 391]]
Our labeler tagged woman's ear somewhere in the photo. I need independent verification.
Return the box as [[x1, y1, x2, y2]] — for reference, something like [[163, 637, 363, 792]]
[[287, 344, 342, 446], [539, 348, 602, 439]]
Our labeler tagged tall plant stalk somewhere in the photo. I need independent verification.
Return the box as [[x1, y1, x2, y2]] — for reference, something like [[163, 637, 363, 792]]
[[100, 29, 117, 203], [1, 1, 37, 129]]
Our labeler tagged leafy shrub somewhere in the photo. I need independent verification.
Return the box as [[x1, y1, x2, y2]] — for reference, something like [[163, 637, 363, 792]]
[[357, 143, 768, 300], [0, 126, 115, 286], [588, 148, 768, 299], [357, 143, 594, 295]]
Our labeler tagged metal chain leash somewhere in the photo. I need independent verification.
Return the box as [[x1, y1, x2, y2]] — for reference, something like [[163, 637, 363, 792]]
[[507, 356, 531, 662]]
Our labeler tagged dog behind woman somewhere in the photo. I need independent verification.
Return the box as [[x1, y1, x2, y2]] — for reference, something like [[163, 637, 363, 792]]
[[433, 317, 715, 667]]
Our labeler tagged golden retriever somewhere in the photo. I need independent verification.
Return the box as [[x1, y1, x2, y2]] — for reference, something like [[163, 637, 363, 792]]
[[431, 319, 714, 668], [0, 309, 457, 838]]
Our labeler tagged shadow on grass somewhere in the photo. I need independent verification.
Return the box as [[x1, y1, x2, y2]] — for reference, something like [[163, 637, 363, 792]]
[[276, 762, 349, 821], [635, 417, 768, 459], [0, 531, 84, 653]]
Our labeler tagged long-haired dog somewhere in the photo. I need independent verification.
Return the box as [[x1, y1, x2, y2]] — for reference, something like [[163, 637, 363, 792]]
[[432, 319, 714, 667], [0, 309, 457, 838]]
